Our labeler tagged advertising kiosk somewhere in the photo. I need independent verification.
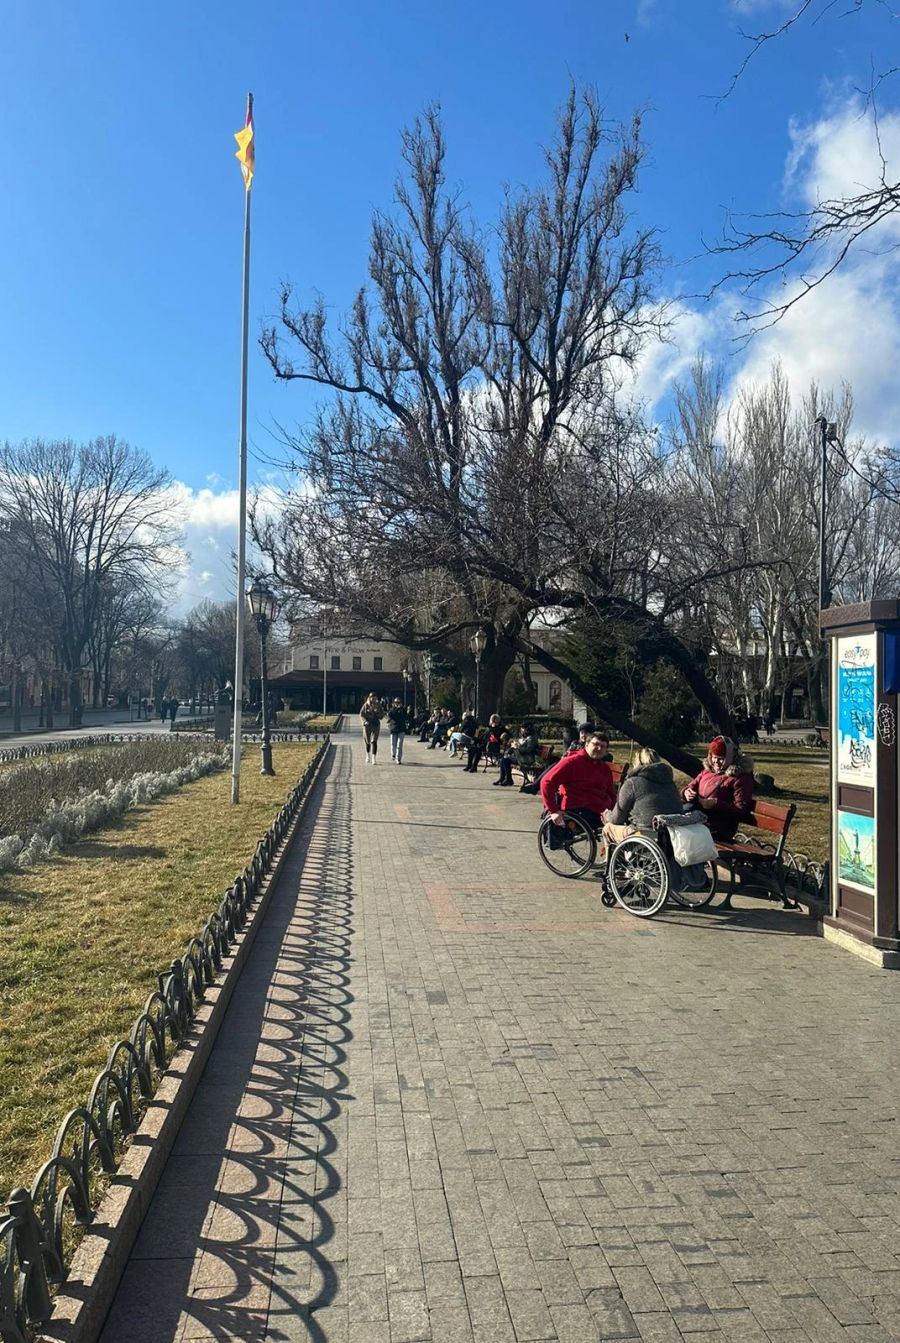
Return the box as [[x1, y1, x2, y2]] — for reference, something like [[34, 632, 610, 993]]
[[822, 601, 900, 968]]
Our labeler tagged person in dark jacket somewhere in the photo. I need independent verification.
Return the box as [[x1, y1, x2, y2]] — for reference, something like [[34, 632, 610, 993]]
[[463, 713, 503, 772], [495, 723, 539, 786], [682, 736, 754, 841], [602, 749, 681, 844], [386, 698, 409, 763]]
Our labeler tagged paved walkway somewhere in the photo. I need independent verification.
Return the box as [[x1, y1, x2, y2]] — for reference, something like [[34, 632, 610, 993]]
[[102, 725, 900, 1342]]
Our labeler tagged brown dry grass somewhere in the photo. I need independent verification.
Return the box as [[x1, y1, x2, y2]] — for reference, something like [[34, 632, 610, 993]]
[[0, 741, 317, 1196]]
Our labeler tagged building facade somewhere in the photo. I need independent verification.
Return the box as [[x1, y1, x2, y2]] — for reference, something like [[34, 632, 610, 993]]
[[272, 621, 411, 714], [273, 618, 574, 719]]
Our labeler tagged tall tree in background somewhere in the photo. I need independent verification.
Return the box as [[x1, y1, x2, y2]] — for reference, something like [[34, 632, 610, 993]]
[[259, 91, 745, 768], [0, 436, 179, 725]]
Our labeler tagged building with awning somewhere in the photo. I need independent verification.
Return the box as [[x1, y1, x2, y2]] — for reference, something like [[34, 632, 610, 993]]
[[270, 620, 411, 714]]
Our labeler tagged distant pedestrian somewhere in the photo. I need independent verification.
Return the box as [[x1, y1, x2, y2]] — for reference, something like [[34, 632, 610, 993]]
[[169, 699, 178, 723], [386, 698, 408, 763], [360, 692, 383, 765]]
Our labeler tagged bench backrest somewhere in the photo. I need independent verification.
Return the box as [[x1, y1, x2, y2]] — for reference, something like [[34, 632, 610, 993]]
[[609, 760, 629, 789], [745, 799, 796, 856], [536, 743, 555, 763]]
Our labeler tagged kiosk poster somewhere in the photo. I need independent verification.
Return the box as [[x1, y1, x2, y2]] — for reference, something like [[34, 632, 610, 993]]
[[837, 634, 876, 787], [837, 810, 876, 891]]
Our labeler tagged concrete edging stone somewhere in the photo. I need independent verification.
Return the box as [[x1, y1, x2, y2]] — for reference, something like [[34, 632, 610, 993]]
[[39, 740, 334, 1343]]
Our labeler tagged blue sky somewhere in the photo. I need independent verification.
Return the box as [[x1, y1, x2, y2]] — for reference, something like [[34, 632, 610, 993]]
[[4, 0, 899, 604]]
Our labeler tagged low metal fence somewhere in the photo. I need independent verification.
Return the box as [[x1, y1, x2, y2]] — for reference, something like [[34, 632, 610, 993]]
[[0, 733, 171, 766], [0, 736, 329, 1342]]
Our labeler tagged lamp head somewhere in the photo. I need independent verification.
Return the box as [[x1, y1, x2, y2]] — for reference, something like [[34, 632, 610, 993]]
[[247, 581, 277, 624]]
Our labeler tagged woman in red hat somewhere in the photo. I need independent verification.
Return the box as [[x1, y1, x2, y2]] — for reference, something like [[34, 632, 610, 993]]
[[682, 736, 754, 841]]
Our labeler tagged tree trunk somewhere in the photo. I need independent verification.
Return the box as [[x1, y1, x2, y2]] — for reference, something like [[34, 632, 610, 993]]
[[521, 655, 539, 711], [68, 666, 83, 727], [477, 642, 517, 718], [45, 674, 54, 731], [807, 651, 826, 725], [11, 668, 21, 733]]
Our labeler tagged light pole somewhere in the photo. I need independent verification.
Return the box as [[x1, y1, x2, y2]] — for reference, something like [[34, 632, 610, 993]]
[[423, 650, 433, 708], [471, 627, 487, 721], [247, 580, 276, 776], [816, 415, 838, 627], [322, 614, 328, 716], [402, 667, 411, 710]]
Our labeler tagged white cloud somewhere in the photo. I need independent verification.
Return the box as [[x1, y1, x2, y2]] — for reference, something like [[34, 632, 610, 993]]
[[161, 480, 285, 616], [634, 96, 900, 450]]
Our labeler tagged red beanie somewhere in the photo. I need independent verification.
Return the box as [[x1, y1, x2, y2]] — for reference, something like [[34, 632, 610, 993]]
[[709, 736, 727, 757]]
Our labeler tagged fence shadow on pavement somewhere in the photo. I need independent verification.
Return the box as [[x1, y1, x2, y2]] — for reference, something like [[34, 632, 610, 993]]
[[101, 746, 355, 1343]]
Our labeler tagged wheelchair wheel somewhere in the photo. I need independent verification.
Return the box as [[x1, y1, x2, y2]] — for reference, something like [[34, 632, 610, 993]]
[[607, 835, 669, 917], [669, 861, 718, 909], [538, 813, 597, 879]]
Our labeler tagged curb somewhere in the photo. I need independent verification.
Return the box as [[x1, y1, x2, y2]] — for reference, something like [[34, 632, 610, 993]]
[[39, 741, 334, 1343]]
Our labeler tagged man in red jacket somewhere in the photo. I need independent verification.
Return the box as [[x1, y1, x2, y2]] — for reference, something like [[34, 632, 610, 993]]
[[540, 732, 616, 838]]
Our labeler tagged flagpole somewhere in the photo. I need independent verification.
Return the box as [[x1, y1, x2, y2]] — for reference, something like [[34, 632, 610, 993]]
[[231, 94, 253, 804]]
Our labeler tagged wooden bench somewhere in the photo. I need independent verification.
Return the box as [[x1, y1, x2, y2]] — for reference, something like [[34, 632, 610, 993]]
[[715, 800, 798, 909], [512, 742, 556, 783]]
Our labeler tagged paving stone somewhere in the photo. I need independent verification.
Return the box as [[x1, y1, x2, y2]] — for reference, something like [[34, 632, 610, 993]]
[[98, 731, 900, 1342]]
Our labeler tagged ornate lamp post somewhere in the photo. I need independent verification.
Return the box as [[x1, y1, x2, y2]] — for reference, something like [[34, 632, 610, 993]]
[[471, 627, 487, 721], [423, 650, 433, 708], [247, 580, 277, 776], [402, 667, 411, 709]]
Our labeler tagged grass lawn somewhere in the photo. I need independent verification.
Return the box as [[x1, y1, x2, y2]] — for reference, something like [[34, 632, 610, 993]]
[[304, 714, 342, 730], [0, 739, 319, 1198]]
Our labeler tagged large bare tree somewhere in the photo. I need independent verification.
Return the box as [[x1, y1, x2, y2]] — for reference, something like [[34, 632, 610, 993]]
[[0, 436, 179, 725], [258, 92, 749, 769]]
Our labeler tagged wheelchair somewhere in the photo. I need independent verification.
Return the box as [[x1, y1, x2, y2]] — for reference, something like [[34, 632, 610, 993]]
[[537, 811, 718, 918]]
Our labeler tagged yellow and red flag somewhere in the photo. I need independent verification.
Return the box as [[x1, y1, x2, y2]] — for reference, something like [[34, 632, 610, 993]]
[[234, 94, 255, 191]]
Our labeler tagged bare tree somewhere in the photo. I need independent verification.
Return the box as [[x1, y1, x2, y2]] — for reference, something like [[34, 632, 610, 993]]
[[258, 92, 752, 768], [0, 436, 180, 725]]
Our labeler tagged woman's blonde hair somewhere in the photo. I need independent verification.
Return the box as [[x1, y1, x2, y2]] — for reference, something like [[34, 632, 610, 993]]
[[633, 746, 661, 769]]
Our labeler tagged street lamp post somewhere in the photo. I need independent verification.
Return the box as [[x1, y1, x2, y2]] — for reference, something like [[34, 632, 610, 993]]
[[471, 628, 487, 721], [423, 650, 433, 709], [247, 581, 277, 776], [402, 667, 411, 710], [816, 415, 838, 627]]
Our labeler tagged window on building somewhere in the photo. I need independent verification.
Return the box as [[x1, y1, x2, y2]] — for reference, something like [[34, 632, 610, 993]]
[[331, 655, 340, 670], [374, 657, 383, 671], [352, 656, 362, 671], [549, 679, 562, 709], [309, 655, 319, 670]]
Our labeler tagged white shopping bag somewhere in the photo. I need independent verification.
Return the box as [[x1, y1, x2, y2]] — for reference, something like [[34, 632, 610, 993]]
[[668, 823, 718, 866]]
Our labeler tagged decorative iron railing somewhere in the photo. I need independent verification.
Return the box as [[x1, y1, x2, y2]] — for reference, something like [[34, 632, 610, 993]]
[[0, 733, 165, 766], [0, 736, 329, 1343]]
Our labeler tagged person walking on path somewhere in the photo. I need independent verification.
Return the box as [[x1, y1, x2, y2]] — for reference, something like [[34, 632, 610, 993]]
[[360, 692, 383, 764], [386, 698, 408, 763]]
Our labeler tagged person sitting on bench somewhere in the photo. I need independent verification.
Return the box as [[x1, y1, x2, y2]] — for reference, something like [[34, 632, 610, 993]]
[[495, 722, 539, 786], [682, 736, 754, 841]]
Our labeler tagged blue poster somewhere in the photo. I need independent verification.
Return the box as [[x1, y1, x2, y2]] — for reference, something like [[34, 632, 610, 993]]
[[837, 636, 876, 786]]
